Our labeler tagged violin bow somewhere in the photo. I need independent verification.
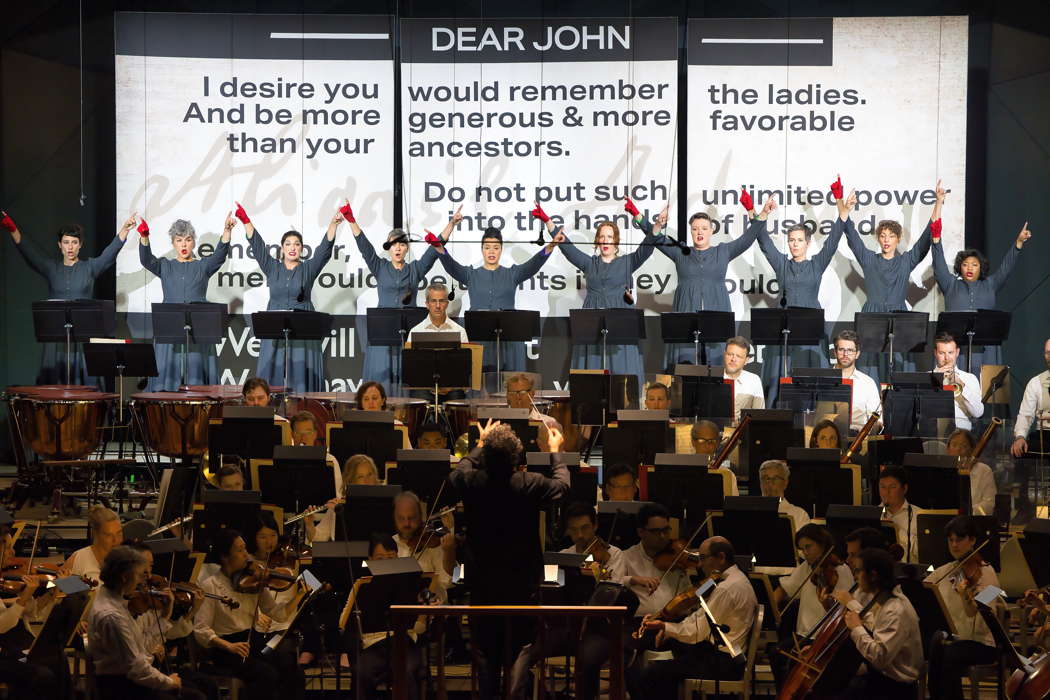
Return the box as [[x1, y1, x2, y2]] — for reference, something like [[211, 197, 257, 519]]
[[413, 480, 450, 559], [780, 546, 836, 617], [25, 521, 42, 575], [655, 512, 714, 590], [931, 538, 989, 586]]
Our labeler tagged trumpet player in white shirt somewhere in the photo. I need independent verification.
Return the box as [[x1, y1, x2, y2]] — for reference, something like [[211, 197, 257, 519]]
[[932, 331, 983, 431]]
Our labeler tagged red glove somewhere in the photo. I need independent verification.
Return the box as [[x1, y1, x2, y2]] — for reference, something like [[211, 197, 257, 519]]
[[739, 187, 754, 213], [234, 202, 251, 225], [0, 211, 16, 233], [340, 201, 355, 223], [830, 175, 844, 201], [930, 218, 942, 238], [424, 231, 443, 247], [624, 198, 641, 217], [137, 218, 150, 236], [530, 204, 551, 223]]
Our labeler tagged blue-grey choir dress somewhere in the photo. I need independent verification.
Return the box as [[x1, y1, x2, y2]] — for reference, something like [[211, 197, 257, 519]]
[[637, 218, 762, 367], [756, 218, 844, 404], [355, 233, 440, 391], [559, 232, 657, 389], [932, 240, 1020, 376], [437, 246, 553, 373], [16, 235, 125, 384], [248, 231, 334, 393], [844, 218, 933, 381], [140, 240, 230, 391]]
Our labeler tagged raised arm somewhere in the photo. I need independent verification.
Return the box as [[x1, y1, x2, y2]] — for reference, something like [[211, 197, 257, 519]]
[[353, 226, 383, 274], [88, 216, 134, 278], [437, 205, 464, 244], [905, 220, 933, 270], [511, 246, 553, 285], [246, 224, 279, 277], [725, 199, 772, 260], [414, 244, 440, 276], [138, 226, 163, 277], [755, 215, 787, 279], [842, 216, 872, 266], [988, 222, 1029, 291], [930, 238, 953, 292], [438, 248, 473, 285], [812, 189, 854, 272], [558, 229, 593, 272]]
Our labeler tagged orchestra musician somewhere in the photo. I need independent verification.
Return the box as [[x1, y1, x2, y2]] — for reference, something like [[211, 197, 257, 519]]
[[4, 210, 131, 385], [1010, 338, 1050, 520], [409, 282, 468, 343], [945, 428, 997, 516], [878, 465, 919, 563], [689, 420, 740, 495], [631, 536, 757, 699], [932, 331, 984, 431], [416, 422, 448, 450], [505, 372, 562, 451], [391, 491, 455, 599], [643, 382, 671, 411], [832, 329, 883, 433], [757, 460, 810, 529], [64, 505, 123, 581], [723, 337, 765, 421], [602, 463, 639, 502], [0, 534, 58, 697], [288, 410, 341, 476], [217, 465, 245, 491], [448, 420, 568, 698], [809, 419, 843, 450], [311, 454, 381, 544], [924, 515, 1002, 700], [841, 527, 890, 605]]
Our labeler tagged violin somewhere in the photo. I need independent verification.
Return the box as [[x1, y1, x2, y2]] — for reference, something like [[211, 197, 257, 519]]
[[126, 576, 172, 617], [809, 552, 843, 595], [652, 539, 702, 573], [0, 573, 52, 599], [633, 571, 724, 640], [136, 574, 239, 617], [230, 559, 298, 594]]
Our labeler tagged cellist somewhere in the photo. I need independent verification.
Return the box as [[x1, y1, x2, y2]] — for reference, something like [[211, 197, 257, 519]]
[[924, 515, 1002, 700], [630, 536, 757, 699], [835, 548, 923, 698]]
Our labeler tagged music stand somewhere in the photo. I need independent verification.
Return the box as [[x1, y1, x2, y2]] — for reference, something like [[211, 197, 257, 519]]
[[27, 583, 92, 664], [84, 341, 158, 423], [335, 484, 401, 541], [568, 370, 637, 427], [208, 407, 284, 476], [785, 447, 860, 519], [740, 409, 804, 485], [526, 452, 595, 506], [917, 513, 999, 571], [255, 445, 336, 518], [32, 299, 115, 385], [387, 449, 454, 511], [883, 373, 955, 438], [191, 490, 262, 555], [854, 311, 930, 375], [1019, 518, 1050, 589], [143, 537, 195, 583], [366, 307, 428, 388], [647, 458, 728, 533], [660, 311, 735, 365], [353, 557, 427, 634], [751, 308, 826, 378], [902, 453, 970, 512], [403, 346, 472, 427], [252, 310, 333, 401], [673, 365, 734, 425], [604, 410, 673, 469], [153, 302, 226, 388], [569, 308, 645, 371], [597, 500, 653, 551], [327, 411, 402, 480], [824, 504, 896, 559], [936, 310, 1011, 372], [464, 310, 540, 388], [716, 496, 796, 567], [777, 371, 852, 432], [310, 540, 371, 592]]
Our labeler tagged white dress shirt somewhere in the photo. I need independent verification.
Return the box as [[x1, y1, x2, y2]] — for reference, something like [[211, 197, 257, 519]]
[[779, 497, 811, 531], [619, 543, 691, 618], [729, 370, 765, 421], [846, 587, 924, 684], [68, 545, 103, 581], [193, 570, 289, 647], [882, 501, 919, 563], [663, 564, 757, 656], [924, 561, 1000, 647], [409, 316, 469, 344], [779, 560, 854, 635], [968, 461, 996, 516], [559, 543, 626, 581], [940, 367, 984, 430], [393, 533, 452, 601], [845, 368, 882, 432], [1014, 371, 1050, 438], [0, 598, 26, 636], [89, 586, 177, 690]]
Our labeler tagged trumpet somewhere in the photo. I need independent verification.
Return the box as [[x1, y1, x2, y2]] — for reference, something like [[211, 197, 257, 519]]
[[942, 367, 964, 397]]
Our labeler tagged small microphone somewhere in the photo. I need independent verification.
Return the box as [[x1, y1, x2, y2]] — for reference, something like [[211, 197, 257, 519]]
[[401, 290, 414, 306], [533, 228, 546, 246], [448, 281, 456, 302], [623, 288, 635, 305], [297, 284, 305, 304]]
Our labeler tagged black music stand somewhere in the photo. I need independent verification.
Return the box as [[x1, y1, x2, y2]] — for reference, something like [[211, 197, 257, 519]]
[[740, 409, 804, 485], [366, 307, 428, 388], [854, 311, 929, 376], [751, 308, 826, 378], [153, 302, 226, 388], [883, 372, 955, 438], [256, 445, 336, 518], [597, 500, 653, 551], [785, 447, 858, 519], [916, 513, 999, 571], [252, 310, 333, 401], [32, 299, 115, 384], [27, 583, 92, 665], [568, 370, 637, 427], [191, 490, 262, 555], [902, 452, 970, 512], [84, 341, 158, 423], [403, 345, 472, 430], [717, 496, 796, 567], [144, 537, 195, 583], [569, 308, 645, 371], [310, 540, 371, 592], [936, 310, 1012, 372], [464, 310, 541, 387], [1020, 518, 1050, 588], [824, 504, 896, 559], [660, 311, 735, 365], [647, 456, 727, 533], [387, 449, 454, 511], [327, 411, 401, 480], [208, 407, 284, 477], [335, 484, 401, 541], [867, 437, 923, 504], [603, 410, 673, 468], [526, 452, 595, 506], [777, 371, 853, 432], [673, 365, 734, 426]]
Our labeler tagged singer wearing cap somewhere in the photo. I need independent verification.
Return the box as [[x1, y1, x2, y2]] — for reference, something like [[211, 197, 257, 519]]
[[240, 201, 338, 393], [138, 214, 232, 391], [350, 205, 457, 391], [435, 207, 563, 373], [633, 193, 766, 368]]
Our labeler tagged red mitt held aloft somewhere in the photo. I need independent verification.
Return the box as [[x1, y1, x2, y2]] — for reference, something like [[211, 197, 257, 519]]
[[0, 211, 16, 233], [624, 198, 641, 217], [739, 187, 754, 213], [530, 204, 551, 223], [930, 218, 942, 238], [830, 175, 844, 201], [137, 218, 150, 236], [424, 231, 443, 247], [234, 202, 251, 225], [340, 201, 355, 223]]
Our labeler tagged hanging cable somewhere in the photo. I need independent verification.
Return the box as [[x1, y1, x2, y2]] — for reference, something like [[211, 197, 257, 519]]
[[79, 0, 85, 206]]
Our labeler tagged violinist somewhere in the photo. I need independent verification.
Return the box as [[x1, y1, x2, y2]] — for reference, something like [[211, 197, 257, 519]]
[[192, 528, 309, 700], [392, 491, 454, 597], [769, 524, 854, 689], [924, 515, 1002, 700], [88, 545, 202, 700], [758, 460, 810, 530], [620, 504, 691, 617], [630, 537, 757, 700], [63, 504, 123, 580], [828, 547, 922, 698], [878, 465, 919, 563], [0, 524, 58, 697], [602, 463, 639, 502], [246, 514, 300, 651]]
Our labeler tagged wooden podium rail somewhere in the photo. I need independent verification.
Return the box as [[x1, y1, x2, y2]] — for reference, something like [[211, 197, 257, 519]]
[[390, 604, 629, 700]]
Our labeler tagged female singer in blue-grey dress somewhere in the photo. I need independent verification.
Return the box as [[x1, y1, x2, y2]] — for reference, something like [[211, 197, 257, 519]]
[[753, 184, 851, 404], [435, 205, 563, 375], [241, 201, 340, 394], [634, 197, 766, 368], [138, 215, 232, 391], [5, 210, 132, 384], [349, 201, 448, 392], [931, 208, 1032, 377], [556, 200, 658, 390], [845, 180, 938, 381]]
